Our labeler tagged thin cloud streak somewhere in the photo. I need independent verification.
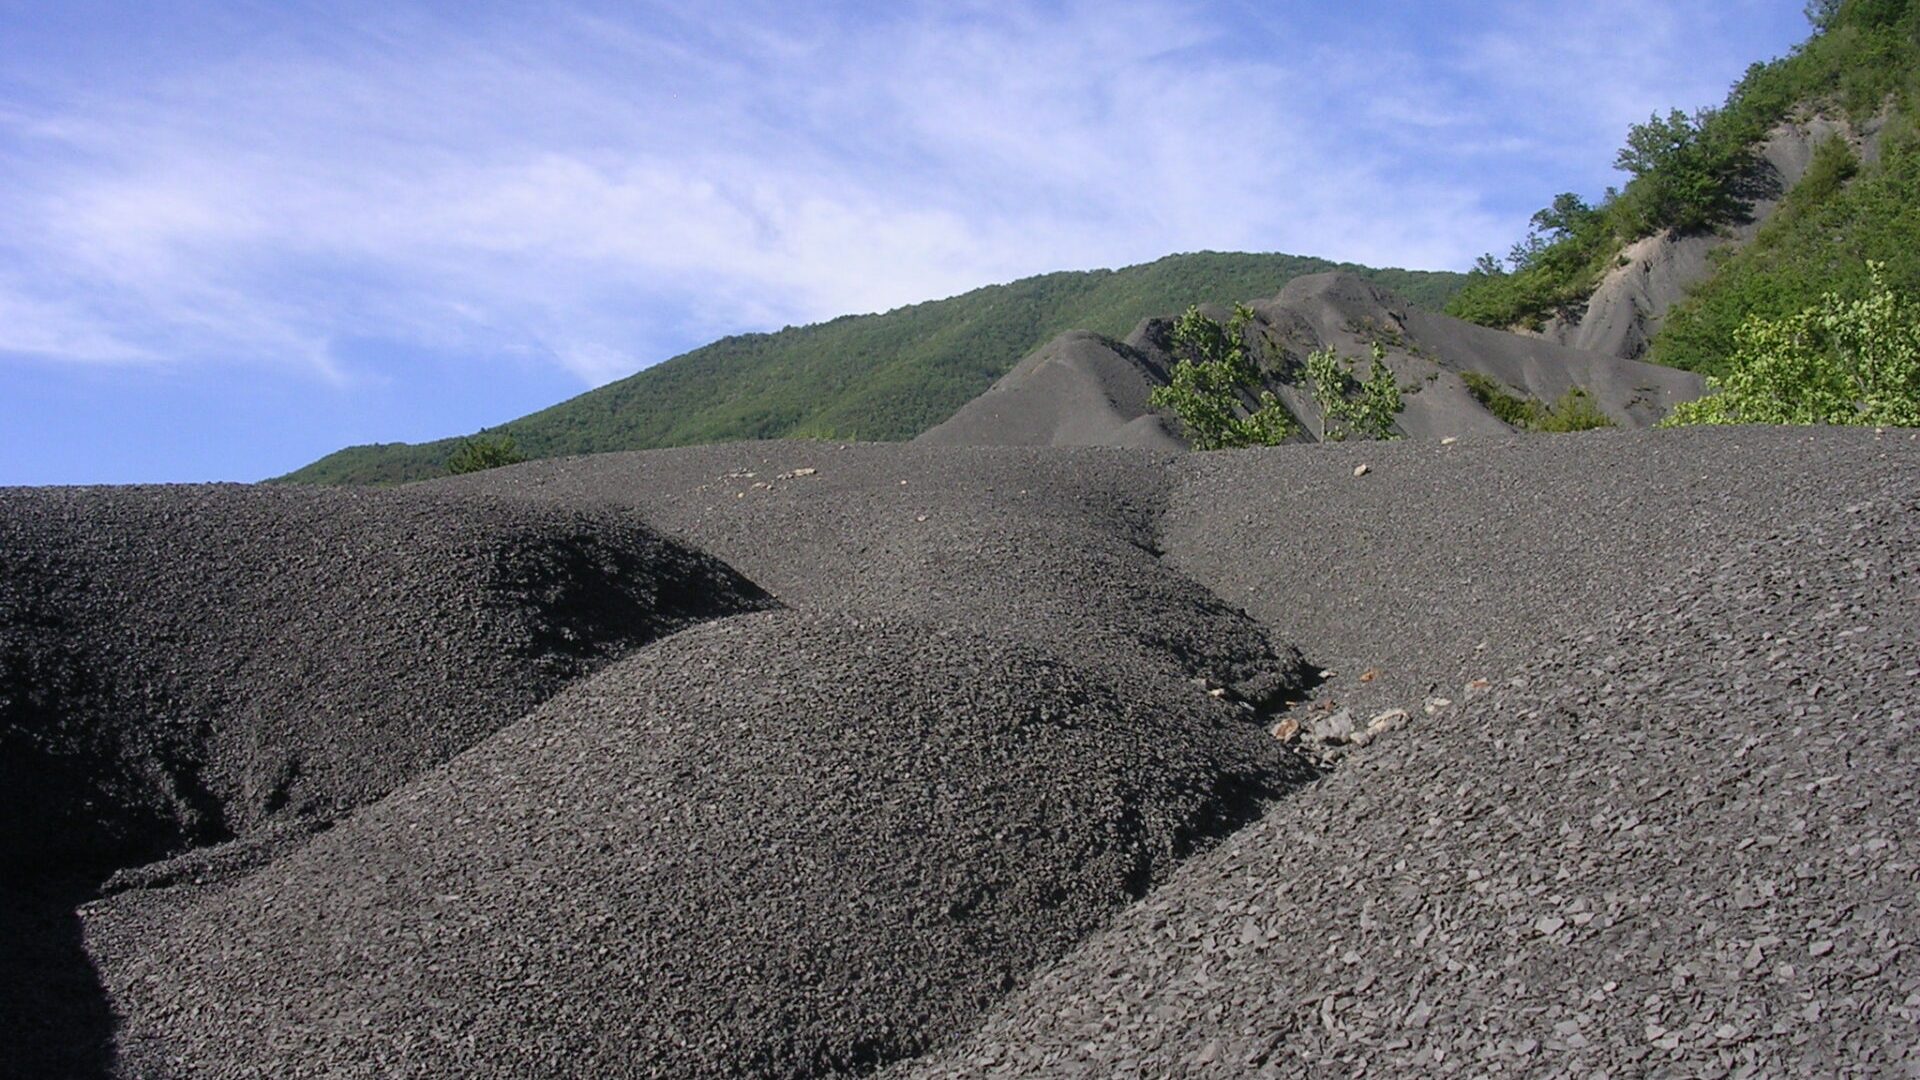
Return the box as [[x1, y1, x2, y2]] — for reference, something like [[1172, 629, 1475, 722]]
[[0, 0, 1809, 388]]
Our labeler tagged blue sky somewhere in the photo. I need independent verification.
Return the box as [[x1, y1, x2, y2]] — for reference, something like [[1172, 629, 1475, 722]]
[[1, 0, 1813, 484]]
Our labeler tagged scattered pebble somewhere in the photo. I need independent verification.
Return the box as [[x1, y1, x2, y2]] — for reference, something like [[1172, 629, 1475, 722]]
[[1368, 708, 1408, 734]]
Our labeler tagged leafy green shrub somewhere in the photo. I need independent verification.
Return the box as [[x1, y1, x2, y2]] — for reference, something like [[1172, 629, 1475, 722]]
[[1305, 343, 1403, 441], [1449, 193, 1617, 329], [1662, 262, 1920, 426], [1148, 305, 1296, 449], [1610, 108, 1761, 237], [1462, 372, 1616, 432], [1460, 371, 1538, 427], [446, 433, 527, 475], [1785, 132, 1862, 220], [1531, 388, 1617, 432]]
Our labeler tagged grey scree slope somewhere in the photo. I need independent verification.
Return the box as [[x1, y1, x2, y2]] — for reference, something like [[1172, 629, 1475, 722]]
[[916, 330, 1185, 450], [78, 445, 1316, 1078], [19, 429, 1915, 1077], [903, 427, 1920, 1077]]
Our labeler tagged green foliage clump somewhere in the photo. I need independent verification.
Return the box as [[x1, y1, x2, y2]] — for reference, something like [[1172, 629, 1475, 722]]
[[445, 433, 527, 475], [1461, 373, 1617, 432], [1662, 262, 1920, 426], [1609, 109, 1760, 237], [1531, 388, 1618, 432], [1305, 343, 1403, 441], [1783, 132, 1862, 223], [1449, 195, 1615, 330], [1460, 371, 1538, 427], [1449, 0, 1920, 332], [278, 252, 1467, 485], [1148, 305, 1295, 449]]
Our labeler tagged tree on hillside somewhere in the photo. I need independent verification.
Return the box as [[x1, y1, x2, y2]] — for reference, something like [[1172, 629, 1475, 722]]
[[1149, 305, 1296, 450], [1613, 108, 1757, 234], [1508, 193, 1604, 272], [447, 432, 527, 475], [1662, 262, 1920, 427]]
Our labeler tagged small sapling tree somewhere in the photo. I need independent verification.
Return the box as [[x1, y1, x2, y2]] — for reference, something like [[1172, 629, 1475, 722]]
[[1149, 304, 1296, 449], [1305, 342, 1404, 441]]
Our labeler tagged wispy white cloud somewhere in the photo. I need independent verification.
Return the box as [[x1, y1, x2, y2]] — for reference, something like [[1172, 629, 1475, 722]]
[[0, 0, 1811, 386], [0, 282, 152, 364]]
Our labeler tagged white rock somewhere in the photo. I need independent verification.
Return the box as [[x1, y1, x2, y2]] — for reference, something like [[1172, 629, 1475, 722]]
[[1368, 708, 1409, 733]]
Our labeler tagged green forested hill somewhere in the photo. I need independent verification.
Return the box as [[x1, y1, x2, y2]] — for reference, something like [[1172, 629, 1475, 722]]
[[278, 252, 1464, 485]]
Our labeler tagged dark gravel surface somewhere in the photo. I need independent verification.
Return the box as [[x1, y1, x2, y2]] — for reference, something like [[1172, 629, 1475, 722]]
[[6, 428, 1911, 1078], [456, 444, 1311, 702], [1, 483, 768, 876], [74, 445, 1316, 1078], [2, 483, 767, 1078], [903, 427, 1920, 1077], [1163, 427, 1915, 722], [86, 610, 1310, 1078]]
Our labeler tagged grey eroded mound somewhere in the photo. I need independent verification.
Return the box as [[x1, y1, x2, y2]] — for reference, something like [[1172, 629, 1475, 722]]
[[917, 330, 1183, 449], [902, 427, 1920, 1077], [0, 483, 771, 879], [79, 445, 1316, 1078], [1257, 273, 1703, 434], [921, 273, 1702, 449], [3, 482, 771, 1078], [89, 611, 1310, 1079]]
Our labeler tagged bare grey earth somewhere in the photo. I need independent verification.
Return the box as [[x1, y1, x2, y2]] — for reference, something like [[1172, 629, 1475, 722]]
[[3, 426, 1915, 1077]]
